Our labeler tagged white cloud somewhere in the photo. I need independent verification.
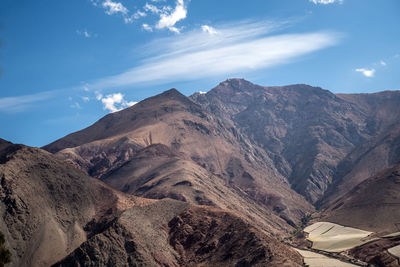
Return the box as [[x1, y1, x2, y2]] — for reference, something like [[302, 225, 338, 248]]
[[355, 68, 375, 77], [155, 0, 187, 33], [88, 21, 340, 89], [76, 29, 92, 38], [102, 0, 128, 15], [201, 25, 218, 35], [144, 3, 164, 14], [142, 23, 153, 32], [95, 92, 103, 100], [380, 60, 386, 66], [198, 91, 207, 94], [133, 10, 147, 19], [96, 0, 133, 24], [310, 0, 343, 4], [90, 0, 99, 6], [82, 96, 90, 102], [70, 102, 82, 109], [96, 92, 137, 113]]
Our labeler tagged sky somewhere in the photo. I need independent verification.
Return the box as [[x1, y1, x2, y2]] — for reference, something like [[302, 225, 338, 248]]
[[0, 0, 399, 147]]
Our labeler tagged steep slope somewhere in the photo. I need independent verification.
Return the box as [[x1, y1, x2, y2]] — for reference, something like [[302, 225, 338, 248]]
[[100, 144, 299, 234], [321, 162, 400, 234], [44, 88, 313, 235], [0, 138, 141, 267], [54, 199, 303, 267], [191, 79, 371, 203], [320, 92, 400, 207]]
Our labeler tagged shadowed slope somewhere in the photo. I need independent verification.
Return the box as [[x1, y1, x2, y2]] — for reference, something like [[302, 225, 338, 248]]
[[322, 162, 400, 234]]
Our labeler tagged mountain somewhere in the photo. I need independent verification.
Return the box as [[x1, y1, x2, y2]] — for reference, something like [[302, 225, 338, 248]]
[[38, 78, 400, 265], [0, 138, 141, 267], [191, 79, 370, 203], [320, 92, 400, 207], [0, 139, 303, 267], [321, 161, 400, 234], [44, 88, 313, 235], [191, 79, 400, 205]]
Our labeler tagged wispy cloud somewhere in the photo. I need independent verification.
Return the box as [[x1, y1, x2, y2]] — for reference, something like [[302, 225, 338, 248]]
[[89, 20, 341, 89], [76, 29, 94, 38], [0, 90, 56, 113], [142, 23, 153, 32], [201, 25, 218, 35], [355, 68, 375, 77], [144, 3, 170, 14], [133, 10, 147, 19], [310, 0, 343, 4], [96, 92, 137, 113], [70, 102, 82, 109], [92, 0, 133, 24], [102, 0, 128, 15], [380, 60, 386, 66]]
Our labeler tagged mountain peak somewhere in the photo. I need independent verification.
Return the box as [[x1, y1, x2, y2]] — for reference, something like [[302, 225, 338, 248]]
[[142, 88, 189, 104], [160, 88, 183, 97], [219, 78, 256, 88]]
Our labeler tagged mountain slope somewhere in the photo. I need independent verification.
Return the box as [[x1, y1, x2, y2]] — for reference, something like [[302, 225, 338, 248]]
[[44, 88, 313, 235], [320, 92, 400, 207], [191, 79, 371, 203], [0, 138, 141, 267], [321, 161, 400, 234], [0, 139, 304, 266], [54, 199, 303, 267]]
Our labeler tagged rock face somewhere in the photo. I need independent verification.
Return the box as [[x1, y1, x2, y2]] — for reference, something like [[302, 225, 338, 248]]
[[191, 79, 400, 204], [191, 79, 367, 203], [44, 87, 313, 235], [0, 138, 141, 267], [320, 92, 400, 208], [54, 199, 303, 267]]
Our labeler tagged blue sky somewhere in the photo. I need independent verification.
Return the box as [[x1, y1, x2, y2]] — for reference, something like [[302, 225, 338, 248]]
[[0, 0, 399, 146]]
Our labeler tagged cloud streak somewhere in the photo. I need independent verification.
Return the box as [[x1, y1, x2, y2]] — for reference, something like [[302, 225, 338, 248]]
[[0, 90, 56, 113], [90, 21, 341, 89], [310, 0, 343, 4]]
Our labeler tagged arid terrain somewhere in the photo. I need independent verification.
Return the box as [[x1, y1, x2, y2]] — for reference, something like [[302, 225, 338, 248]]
[[2, 79, 400, 266]]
